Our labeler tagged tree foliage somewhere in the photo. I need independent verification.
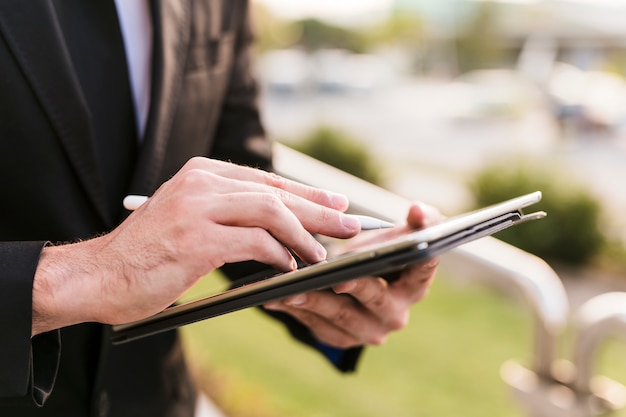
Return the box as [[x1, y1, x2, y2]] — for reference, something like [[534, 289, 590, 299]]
[[291, 126, 385, 186], [470, 159, 607, 266]]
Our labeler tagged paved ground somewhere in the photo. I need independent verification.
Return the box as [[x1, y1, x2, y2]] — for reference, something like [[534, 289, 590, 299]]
[[557, 265, 626, 311], [261, 77, 626, 244]]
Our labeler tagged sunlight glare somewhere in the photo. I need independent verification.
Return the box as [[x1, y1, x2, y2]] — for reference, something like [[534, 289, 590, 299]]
[[253, 0, 395, 24]]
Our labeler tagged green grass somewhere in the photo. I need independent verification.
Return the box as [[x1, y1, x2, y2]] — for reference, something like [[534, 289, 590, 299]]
[[180, 273, 537, 417]]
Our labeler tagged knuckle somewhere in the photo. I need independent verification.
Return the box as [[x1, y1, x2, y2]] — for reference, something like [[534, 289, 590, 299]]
[[358, 278, 388, 307], [365, 332, 388, 346], [259, 193, 285, 216], [188, 155, 205, 165], [290, 309, 328, 333], [184, 156, 208, 171], [265, 172, 287, 189], [413, 286, 431, 303], [318, 206, 334, 223], [332, 336, 360, 350], [248, 228, 274, 252], [330, 305, 354, 328], [273, 187, 294, 207], [179, 168, 210, 190], [387, 310, 410, 331], [363, 292, 385, 310]]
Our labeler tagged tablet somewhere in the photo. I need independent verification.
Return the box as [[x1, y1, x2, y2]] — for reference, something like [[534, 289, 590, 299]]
[[111, 191, 545, 344]]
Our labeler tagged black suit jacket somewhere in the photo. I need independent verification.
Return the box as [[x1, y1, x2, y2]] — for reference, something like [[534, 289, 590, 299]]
[[0, 1, 360, 416]]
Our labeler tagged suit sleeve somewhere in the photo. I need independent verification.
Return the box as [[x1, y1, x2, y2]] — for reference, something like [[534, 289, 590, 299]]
[[211, 3, 363, 373], [0, 242, 61, 406]]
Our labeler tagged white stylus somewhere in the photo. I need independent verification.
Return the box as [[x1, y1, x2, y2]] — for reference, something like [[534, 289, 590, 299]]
[[123, 195, 395, 230]]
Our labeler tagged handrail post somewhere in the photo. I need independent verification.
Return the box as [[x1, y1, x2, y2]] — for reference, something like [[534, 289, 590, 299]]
[[441, 239, 568, 379], [272, 143, 626, 417]]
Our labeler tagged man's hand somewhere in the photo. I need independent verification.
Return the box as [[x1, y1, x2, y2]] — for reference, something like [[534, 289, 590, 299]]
[[264, 202, 442, 348], [32, 157, 361, 335]]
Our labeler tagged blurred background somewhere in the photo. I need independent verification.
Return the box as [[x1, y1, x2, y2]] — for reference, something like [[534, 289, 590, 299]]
[[183, 1, 626, 416]]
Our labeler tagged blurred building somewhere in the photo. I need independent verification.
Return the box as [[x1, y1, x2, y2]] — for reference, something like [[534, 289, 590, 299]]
[[394, 0, 626, 129], [395, 0, 626, 73]]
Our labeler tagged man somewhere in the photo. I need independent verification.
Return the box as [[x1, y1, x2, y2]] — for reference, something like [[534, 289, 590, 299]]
[[0, 1, 439, 416]]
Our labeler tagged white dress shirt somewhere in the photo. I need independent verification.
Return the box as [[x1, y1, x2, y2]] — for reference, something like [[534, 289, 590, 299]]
[[114, 0, 153, 139]]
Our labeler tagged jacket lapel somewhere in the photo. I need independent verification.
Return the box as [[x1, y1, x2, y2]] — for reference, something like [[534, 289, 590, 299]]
[[131, 0, 192, 195], [0, 2, 111, 224]]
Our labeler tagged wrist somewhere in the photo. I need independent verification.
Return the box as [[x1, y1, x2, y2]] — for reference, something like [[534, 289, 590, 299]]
[[32, 239, 105, 336]]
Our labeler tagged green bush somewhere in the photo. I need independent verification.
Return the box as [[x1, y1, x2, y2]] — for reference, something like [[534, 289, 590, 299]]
[[469, 160, 606, 266], [290, 126, 385, 186]]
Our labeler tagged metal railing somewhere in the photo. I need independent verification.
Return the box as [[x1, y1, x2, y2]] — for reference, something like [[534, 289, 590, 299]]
[[272, 142, 626, 417]]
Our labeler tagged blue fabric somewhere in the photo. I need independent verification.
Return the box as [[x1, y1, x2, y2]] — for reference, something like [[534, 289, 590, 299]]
[[315, 341, 346, 367]]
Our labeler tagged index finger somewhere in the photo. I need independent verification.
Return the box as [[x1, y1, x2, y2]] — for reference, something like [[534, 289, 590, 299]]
[[180, 157, 350, 211]]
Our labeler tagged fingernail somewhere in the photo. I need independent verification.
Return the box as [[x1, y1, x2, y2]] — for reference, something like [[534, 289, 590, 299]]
[[421, 257, 439, 269], [289, 257, 298, 271], [287, 294, 307, 306], [341, 214, 360, 232], [316, 242, 327, 260]]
